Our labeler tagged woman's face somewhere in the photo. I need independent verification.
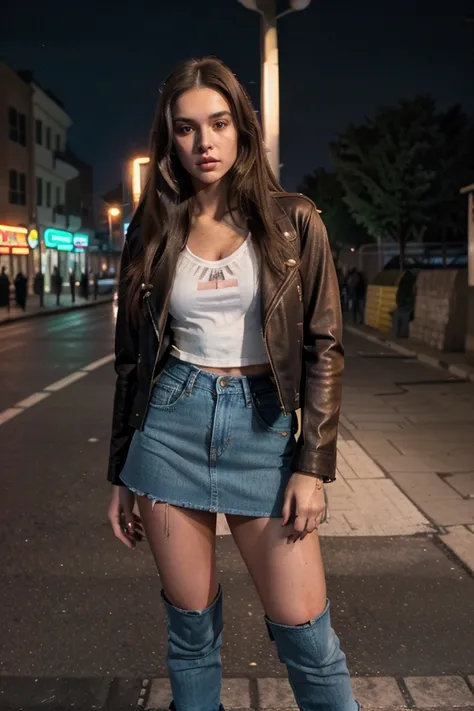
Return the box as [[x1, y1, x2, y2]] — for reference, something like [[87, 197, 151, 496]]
[[172, 88, 238, 187]]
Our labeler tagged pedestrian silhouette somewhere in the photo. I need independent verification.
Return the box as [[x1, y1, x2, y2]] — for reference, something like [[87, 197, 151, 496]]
[[0, 266, 10, 312], [14, 271, 28, 311]]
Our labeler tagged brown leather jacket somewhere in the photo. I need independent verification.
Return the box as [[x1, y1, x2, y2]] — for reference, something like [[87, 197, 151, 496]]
[[108, 193, 343, 485]]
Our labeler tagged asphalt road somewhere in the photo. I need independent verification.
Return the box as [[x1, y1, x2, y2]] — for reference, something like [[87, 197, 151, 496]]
[[0, 305, 473, 686]]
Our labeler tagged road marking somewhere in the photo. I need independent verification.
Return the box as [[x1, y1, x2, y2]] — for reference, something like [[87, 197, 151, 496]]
[[16, 392, 51, 408], [0, 353, 114, 427], [44, 371, 89, 392], [0, 408, 22, 426], [81, 354, 115, 372]]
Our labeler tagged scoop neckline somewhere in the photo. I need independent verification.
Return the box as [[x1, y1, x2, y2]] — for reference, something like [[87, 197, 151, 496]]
[[185, 233, 251, 267]]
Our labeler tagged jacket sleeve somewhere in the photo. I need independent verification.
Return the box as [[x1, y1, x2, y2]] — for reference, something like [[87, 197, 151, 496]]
[[107, 240, 139, 485], [291, 205, 344, 482]]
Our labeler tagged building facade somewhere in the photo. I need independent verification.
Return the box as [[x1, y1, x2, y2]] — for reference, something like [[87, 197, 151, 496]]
[[20, 74, 89, 291], [0, 60, 35, 282]]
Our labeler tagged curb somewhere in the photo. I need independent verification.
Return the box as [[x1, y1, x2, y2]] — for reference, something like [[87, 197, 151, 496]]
[[345, 324, 474, 383], [0, 296, 114, 326]]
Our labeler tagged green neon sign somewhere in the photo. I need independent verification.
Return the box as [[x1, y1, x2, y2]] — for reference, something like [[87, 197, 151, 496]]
[[44, 228, 74, 251]]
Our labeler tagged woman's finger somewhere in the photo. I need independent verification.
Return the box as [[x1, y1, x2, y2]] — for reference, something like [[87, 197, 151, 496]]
[[281, 494, 292, 527], [110, 513, 135, 549]]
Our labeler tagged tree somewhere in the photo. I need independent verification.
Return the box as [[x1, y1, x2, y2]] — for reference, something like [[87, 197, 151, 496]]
[[298, 168, 369, 256], [331, 96, 440, 268], [426, 105, 474, 252]]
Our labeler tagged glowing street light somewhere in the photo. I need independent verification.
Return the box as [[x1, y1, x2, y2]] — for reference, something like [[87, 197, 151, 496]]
[[237, 0, 312, 181], [107, 206, 121, 245]]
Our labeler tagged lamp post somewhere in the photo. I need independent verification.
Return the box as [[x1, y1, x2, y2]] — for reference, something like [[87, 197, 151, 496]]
[[237, 0, 312, 181], [107, 206, 121, 247]]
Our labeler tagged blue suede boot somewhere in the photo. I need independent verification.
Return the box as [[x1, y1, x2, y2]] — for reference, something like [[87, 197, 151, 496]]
[[265, 600, 360, 711], [162, 586, 224, 711]]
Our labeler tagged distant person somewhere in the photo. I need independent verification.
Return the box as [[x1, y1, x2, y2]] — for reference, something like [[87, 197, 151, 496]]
[[0, 266, 10, 312], [52, 266, 62, 306], [393, 269, 416, 338], [14, 272, 28, 310], [80, 271, 88, 300], [69, 270, 76, 303], [106, 57, 359, 711], [93, 272, 99, 300], [34, 271, 45, 307], [352, 269, 367, 324]]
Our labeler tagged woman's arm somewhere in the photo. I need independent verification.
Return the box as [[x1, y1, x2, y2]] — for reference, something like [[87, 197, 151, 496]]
[[291, 205, 344, 482], [107, 239, 139, 485]]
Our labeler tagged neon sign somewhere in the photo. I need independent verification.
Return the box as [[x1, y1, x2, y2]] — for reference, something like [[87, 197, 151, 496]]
[[0, 224, 30, 255]]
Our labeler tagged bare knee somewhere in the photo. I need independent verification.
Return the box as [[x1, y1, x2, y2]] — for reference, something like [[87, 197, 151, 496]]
[[267, 596, 327, 627], [162, 584, 220, 612]]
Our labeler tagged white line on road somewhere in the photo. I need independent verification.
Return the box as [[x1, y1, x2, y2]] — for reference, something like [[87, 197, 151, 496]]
[[0, 408, 23, 426], [0, 353, 114, 427], [16, 392, 51, 408], [81, 354, 115, 372], [43, 371, 89, 392]]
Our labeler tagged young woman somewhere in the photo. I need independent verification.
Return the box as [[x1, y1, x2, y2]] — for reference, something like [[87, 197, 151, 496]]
[[107, 57, 359, 711]]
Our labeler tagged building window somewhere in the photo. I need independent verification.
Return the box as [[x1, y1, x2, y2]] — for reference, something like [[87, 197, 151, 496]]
[[46, 181, 52, 207], [37, 177, 43, 206], [19, 113, 26, 146], [55, 134, 61, 152], [8, 107, 18, 141], [8, 170, 27, 205], [56, 185, 61, 206], [46, 126, 51, 150], [35, 119, 43, 145], [8, 108, 26, 146]]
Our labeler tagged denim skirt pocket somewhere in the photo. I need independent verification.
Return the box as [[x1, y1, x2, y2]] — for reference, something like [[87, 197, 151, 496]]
[[149, 369, 188, 409]]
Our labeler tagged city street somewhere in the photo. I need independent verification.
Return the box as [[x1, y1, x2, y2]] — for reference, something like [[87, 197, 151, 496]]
[[0, 304, 473, 710]]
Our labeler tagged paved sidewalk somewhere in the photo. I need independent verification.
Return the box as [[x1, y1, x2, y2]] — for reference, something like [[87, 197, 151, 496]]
[[217, 438, 432, 537], [0, 293, 113, 324], [345, 323, 474, 382], [144, 675, 474, 710], [342, 325, 474, 573]]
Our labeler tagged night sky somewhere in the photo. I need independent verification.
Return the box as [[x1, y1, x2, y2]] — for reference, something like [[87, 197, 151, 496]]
[[1, 0, 473, 198]]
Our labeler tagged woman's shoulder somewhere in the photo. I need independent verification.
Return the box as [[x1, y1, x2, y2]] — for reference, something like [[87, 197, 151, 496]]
[[270, 192, 323, 235]]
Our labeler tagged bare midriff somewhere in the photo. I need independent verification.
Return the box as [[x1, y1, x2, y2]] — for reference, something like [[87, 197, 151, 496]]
[[199, 363, 272, 377]]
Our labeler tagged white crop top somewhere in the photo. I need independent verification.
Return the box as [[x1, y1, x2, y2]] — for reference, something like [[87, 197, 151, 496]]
[[168, 235, 269, 367]]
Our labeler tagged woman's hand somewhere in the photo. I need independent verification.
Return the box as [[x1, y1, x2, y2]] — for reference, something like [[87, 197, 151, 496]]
[[108, 485, 145, 549], [282, 473, 327, 543]]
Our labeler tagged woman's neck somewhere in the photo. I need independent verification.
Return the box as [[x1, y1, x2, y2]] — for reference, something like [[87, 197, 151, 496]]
[[193, 179, 229, 221]]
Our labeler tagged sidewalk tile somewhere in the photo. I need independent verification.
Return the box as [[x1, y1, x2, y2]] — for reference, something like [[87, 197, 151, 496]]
[[404, 675, 474, 707], [446, 473, 474, 498], [389, 472, 464, 500], [440, 526, 474, 573], [374, 455, 432, 473], [146, 678, 171, 708], [257, 678, 297, 709], [221, 679, 251, 708], [351, 677, 405, 707]]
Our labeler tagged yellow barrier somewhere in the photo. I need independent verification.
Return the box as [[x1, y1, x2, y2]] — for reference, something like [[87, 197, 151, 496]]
[[364, 285, 398, 332]]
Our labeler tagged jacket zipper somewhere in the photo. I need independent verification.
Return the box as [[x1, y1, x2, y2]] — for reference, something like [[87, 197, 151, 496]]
[[263, 265, 298, 416]]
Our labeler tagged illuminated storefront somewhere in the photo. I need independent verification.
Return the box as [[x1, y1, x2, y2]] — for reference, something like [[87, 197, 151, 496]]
[[42, 228, 90, 292], [0, 224, 32, 278]]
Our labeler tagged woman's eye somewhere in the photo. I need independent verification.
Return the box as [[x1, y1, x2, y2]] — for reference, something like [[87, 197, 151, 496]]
[[214, 121, 228, 130], [176, 125, 193, 135]]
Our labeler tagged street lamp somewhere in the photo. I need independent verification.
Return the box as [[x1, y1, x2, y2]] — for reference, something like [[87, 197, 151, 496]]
[[107, 206, 121, 246], [237, 0, 312, 181]]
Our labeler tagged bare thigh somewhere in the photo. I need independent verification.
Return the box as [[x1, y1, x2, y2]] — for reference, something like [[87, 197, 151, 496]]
[[226, 515, 326, 626], [138, 499, 218, 611]]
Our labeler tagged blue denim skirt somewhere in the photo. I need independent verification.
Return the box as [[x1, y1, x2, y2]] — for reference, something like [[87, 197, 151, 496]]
[[120, 356, 297, 517]]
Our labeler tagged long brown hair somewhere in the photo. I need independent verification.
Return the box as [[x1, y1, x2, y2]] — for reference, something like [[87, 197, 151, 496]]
[[127, 56, 290, 317]]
